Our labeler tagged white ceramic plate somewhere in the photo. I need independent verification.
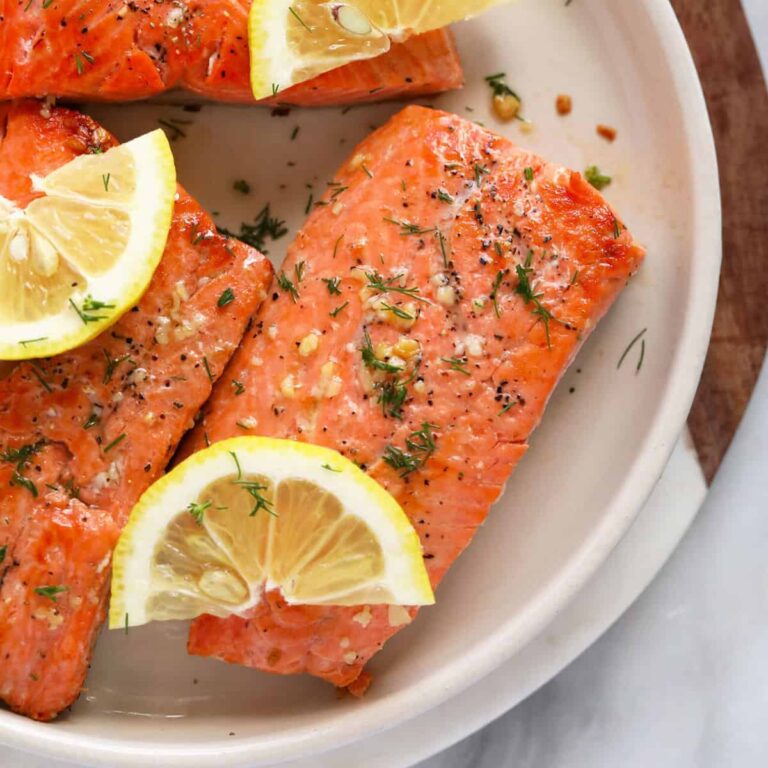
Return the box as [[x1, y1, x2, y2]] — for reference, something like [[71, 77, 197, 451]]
[[2, 434, 708, 768], [0, 0, 720, 765]]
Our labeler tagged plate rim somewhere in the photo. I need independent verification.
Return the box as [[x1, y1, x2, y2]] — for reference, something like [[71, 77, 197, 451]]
[[0, 0, 722, 764]]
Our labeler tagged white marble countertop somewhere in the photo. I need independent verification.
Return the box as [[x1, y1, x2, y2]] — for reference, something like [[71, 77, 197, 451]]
[[422, 10, 768, 767]]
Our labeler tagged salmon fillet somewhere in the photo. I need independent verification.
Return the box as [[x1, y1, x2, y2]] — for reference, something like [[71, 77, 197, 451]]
[[182, 106, 645, 691], [0, 0, 463, 106], [0, 100, 273, 720]]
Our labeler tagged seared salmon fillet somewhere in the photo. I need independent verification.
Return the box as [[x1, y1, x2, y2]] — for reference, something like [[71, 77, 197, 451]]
[[0, 0, 463, 106], [0, 101, 273, 720], [183, 106, 645, 690]]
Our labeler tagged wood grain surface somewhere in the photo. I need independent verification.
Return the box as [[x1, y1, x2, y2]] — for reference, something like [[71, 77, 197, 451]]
[[672, 0, 768, 483]]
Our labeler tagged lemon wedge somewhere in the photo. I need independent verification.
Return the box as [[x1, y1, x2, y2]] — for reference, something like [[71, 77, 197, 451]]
[[0, 130, 176, 361], [249, 0, 512, 100], [109, 437, 434, 629]]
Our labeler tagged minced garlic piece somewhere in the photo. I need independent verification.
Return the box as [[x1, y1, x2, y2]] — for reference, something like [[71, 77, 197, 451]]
[[436, 285, 456, 306], [312, 361, 343, 399], [280, 375, 296, 399], [267, 323, 278, 340], [493, 92, 521, 121], [343, 651, 358, 665], [388, 605, 412, 627], [464, 334, 485, 358], [392, 337, 420, 360], [298, 332, 320, 357], [353, 607, 373, 627]]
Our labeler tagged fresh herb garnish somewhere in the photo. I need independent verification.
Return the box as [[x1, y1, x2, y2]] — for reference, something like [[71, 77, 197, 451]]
[[485, 72, 521, 100], [203, 356, 214, 383], [383, 217, 435, 237], [233, 179, 251, 195], [217, 287, 235, 307], [330, 301, 349, 318], [436, 189, 454, 203], [379, 302, 415, 321], [232, 379, 246, 395], [490, 270, 506, 318], [83, 412, 101, 430], [0, 545, 6, 565], [233, 480, 275, 517], [157, 118, 187, 142], [103, 433, 126, 453], [323, 277, 342, 295], [383, 423, 438, 477], [437, 228, 450, 268], [2, 440, 45, 497], [69, 295, 115, 325], [218, 204, 288, 254], [584, 165, 612, 191], [365, 271, 428, 303], [617, 328, 648, 372], [102, 173, 111, 191], [288, 5, 312, 31], [276, 271, 299, 301], [376, 363, 420, 420], [515, 251, 555, 349], [30, 366, 53, 393], [34, 585, 68, 602], [103, 349, 133, 384], [441, 357, 471, 376], [11, 472, 38, 497], [321, 463, 341, 473], [187, 500, 211, 525], [229, 451, 243, 480], [524, 167, 534, 182]]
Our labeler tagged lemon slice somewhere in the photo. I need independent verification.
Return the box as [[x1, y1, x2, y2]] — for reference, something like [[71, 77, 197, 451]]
[[109, 437, 434, 629], [249, 0, 512, 100], [0, 130, 176, 361]]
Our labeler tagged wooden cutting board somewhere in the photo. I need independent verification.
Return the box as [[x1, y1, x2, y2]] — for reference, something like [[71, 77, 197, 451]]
[[672, 0, 768, 483]]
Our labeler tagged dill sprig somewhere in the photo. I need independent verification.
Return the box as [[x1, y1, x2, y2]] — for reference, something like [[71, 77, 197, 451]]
[[69, 295, 115, 325], [515, 252, 556, 349], [383, 423, 439, 477], [218, 204, 288, 254], [365, 271, 428, 303], [490, 270, 507, 318], [383, 217, 435, 236], [277, 271, 299, 301], [323, 277, 342, 295], [233, 480, 276, 517], [484, 72, 521, 101], [34, 585, 68, 602], [2, 440, 46, 498], [441, 357, 471, 376], [187, 500, 211, 525]]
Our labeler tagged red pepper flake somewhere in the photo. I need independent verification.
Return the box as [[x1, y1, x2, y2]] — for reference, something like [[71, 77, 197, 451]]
[[597, 124, 618, 142], [556, 94, 572, 116]]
